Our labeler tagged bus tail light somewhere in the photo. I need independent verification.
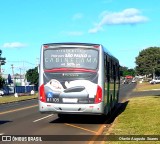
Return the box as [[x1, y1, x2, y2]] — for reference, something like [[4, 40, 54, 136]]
[[94, 85, 102, 103], [39, 84, 46, 102]]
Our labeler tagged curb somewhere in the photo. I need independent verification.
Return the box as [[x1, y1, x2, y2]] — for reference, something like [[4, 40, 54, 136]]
[[0, 97, 38, 105]]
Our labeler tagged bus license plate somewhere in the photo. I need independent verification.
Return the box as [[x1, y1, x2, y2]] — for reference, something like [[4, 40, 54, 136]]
[[63, 98, 78, 103]]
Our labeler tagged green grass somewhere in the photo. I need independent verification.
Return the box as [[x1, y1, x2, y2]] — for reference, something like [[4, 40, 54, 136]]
[[105, 96, 160, 144], [134, 82, 160, 91], [0, 94, 38, 104]]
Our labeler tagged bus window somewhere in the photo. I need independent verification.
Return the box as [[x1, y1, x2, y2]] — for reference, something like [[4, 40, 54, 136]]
[[44, 48, 98, 70]]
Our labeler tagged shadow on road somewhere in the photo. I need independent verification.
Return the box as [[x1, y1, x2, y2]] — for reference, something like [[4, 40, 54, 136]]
[[105, 101, 129, 124], [0, 120, 12, 125], [50, 114, 107, 124], [49, 101, 129, 125]]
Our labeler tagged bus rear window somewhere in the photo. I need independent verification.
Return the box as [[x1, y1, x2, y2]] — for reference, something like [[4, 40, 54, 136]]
[[44, 48, 98, 70]]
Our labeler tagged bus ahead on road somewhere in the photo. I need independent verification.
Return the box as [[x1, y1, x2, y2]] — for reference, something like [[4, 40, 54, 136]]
[[38, 43, 120, 117]]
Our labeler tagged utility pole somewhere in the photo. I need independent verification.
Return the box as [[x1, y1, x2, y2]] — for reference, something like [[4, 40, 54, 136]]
[[11, 64, 15, 85], [19, 67, 22, 85], [36, 58, 40, 73]]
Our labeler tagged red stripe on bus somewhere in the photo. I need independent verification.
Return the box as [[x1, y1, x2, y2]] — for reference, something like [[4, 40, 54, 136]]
[[44, 68, 96, 73], [43, 45, 49, 48], [93, 45, 100, 48]]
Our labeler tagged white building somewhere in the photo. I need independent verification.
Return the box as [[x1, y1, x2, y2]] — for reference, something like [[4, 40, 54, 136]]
[[2, 74, 27, 86]]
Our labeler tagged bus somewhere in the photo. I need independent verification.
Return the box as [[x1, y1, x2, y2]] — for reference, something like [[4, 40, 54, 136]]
[[38, 43, 120, 117]]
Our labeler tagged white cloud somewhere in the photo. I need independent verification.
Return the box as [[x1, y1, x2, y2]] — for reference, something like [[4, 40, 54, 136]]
[[72, 13, 83, 20], [88, 24, 103, 33], [89, 8, 149, 33], [100, 8, 148, 25], [2, 42, 27, 48]]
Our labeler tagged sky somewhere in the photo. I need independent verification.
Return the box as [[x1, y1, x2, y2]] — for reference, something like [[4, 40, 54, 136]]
[[0, 0, 160, 75]]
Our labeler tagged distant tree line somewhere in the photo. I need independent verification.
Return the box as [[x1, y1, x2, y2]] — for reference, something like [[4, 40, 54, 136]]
[[120, 66, 135, 77], [25, 66, 39, 86], [135, 47, 160, 78], [119, 47, 160, 78], [0, 49, 6, 88]]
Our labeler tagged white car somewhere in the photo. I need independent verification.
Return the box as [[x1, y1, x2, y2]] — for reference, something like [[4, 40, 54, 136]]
[[150, 77, 160, 84], [0, 90, 4, 96], [131, 78, 136, 83]]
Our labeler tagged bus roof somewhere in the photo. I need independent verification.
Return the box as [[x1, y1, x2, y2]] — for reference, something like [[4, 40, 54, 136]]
[[43, 42, 119, 63], [43, 42, 100, 47]]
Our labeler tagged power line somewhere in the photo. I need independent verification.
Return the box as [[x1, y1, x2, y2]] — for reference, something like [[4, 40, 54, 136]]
[[6, 60, 35, 65]]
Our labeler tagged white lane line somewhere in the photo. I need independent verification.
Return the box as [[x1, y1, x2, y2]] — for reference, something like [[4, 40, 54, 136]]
[[33, 114, 54, 122], [0, 105, 38, 115], [0, 133, 4, 135], [142, 89, 160, 91]]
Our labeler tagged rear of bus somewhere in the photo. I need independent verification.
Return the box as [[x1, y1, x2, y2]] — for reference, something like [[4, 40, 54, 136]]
[[38, 43, 104, 115]]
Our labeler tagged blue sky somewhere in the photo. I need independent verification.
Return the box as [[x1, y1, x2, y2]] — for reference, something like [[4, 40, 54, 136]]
[[0, 0, 160, 75]]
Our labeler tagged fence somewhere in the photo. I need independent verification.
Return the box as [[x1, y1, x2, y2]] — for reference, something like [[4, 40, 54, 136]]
[[3, 85, 38, 95]]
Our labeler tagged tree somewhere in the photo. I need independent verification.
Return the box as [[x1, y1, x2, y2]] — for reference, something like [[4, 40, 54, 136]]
[[26, 67, 39, 86], [120, 66, 135, 77], [0, 75, 5, 88], [120, 66, 128, 77], [127, 68, 136, 76], [135, 47, 160, 78], [8, 74, 13, 85], [0, 49, 6, 73]]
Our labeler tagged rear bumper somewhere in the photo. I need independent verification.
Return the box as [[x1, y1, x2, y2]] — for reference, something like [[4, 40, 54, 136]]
[[38, 100, 104, 115]]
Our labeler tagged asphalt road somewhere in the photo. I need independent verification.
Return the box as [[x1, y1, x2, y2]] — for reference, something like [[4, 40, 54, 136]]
[[119, 82, 137, 102], [1, 82, 155, 144]]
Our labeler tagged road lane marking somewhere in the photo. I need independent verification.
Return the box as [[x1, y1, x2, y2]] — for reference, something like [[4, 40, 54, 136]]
[[142, 89, 160, 91], [33, 114, 54, 122], [0, 133, 4, 135], [88, 124, 105, 144], [65, 123, 97, 134], [96, 124, 105, 135], [88, 104, 125, 144], [0, 105, 38, 115]]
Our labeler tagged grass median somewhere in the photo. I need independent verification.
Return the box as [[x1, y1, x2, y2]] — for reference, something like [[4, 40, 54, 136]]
[[0, 93, 38, 104], [105, 96, 160, 144], [134, 82, 160, 91]]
